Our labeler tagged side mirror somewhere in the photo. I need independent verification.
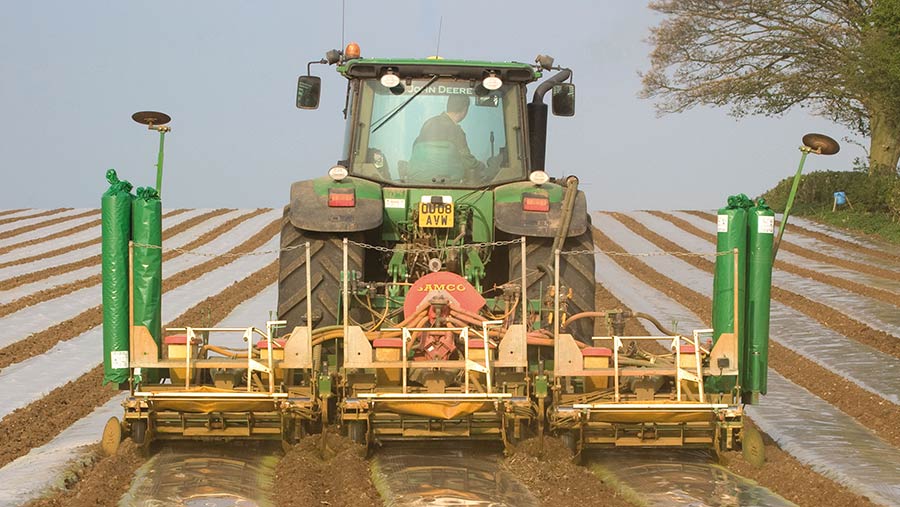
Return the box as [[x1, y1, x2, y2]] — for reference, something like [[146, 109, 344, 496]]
[[296, 76, 322, 109], [551, 83, 575, 117]]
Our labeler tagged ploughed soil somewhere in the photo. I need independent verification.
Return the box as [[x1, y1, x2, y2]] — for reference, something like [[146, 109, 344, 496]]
[[502, 437, 635, 507], [681, 210, 900, 282], [22, 441, 145, 507], [595, 219, 900, 447], [0, 208, 237, 290], [0, 208, 69, 227], [591, 226, 885, 507], [0, 213, 278, 370], [0, 260, 278, 471], [720, 429, 879, 507], [648, 210, 900, 307], [687, 209, 900, 265], [0, 209, 98, 242], [274, 433, 380, 507], [619, 212, 900, 358], [0, 208, 29, 218]]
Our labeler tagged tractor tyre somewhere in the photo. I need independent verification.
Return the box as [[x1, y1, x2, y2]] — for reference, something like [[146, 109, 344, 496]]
[[277, 207, 366, 331], [510, 222, 596, 343], [131, 419, 148, 445]]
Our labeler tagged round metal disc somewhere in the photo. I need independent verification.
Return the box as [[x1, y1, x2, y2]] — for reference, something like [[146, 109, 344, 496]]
[[802, 133, 840, 155], [132, 111, 171, 126], [741, 425, 766, 468], [100, 416, 122, 456]]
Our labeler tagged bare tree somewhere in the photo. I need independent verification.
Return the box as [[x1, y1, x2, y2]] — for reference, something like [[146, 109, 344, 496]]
[[642, 0, 900, 176]]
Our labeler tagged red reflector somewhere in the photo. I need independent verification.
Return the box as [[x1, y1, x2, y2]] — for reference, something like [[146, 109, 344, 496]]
[[328, 188, 356, 207], [522, 194, 550, 212]]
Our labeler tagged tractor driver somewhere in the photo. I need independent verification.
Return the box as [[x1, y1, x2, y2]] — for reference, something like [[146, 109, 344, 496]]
[[412, 94, 485, 181]]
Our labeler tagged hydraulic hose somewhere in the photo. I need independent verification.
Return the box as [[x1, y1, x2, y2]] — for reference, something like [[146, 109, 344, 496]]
[[562, 311, 608, 330], [631, 311, 678, 336]]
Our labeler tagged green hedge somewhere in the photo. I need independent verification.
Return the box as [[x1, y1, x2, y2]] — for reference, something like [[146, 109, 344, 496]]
[[760, 170, 900, 218]]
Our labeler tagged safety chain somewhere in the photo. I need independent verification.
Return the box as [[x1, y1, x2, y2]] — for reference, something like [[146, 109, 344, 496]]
[[131, 239, 726, 259], [131, 242, 280, 258], [347, 238, 523, 255], [561, 248, 735, 258], [129, 238, 523, 258]]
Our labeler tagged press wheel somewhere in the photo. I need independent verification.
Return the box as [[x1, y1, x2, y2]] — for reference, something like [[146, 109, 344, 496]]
[[741, 424, 766, 467], [100, 417, 122, 456]]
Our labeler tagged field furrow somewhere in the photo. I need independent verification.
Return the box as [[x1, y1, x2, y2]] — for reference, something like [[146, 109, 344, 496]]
[[0, 209, 71, 229], [590, 228, 900, 506], [0, 209, 97, 243], [681, 210, 900, 280], [0, 210, 279, 370], [0, 208, 241, 290], [0, 259, 278, 497], [591, 219, 900, 448]]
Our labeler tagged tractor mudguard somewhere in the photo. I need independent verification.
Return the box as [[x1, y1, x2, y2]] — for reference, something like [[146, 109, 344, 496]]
[[494, 187, 588, 238], [289, 177, 383, 233]]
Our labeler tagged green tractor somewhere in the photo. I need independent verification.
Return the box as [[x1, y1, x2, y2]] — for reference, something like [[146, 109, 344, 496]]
[[279, 47, 595, 446]]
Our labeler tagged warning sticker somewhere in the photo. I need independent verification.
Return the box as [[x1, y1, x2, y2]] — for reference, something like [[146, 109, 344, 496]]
[[717, 215, 729, 233], [759, 215, 775, 234], [384, 198, 405, 209], [110, 350, 129, 369]]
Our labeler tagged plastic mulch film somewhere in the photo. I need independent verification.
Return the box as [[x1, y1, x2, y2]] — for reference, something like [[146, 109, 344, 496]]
[[587, 449, 794, 507], [132, 186, 163, 382], [792, 216, 900, 257], [748, 374, 900, 505], [588, 234, 900, 505], [120, 442, 278, 507], [673, 211, 900, 283], [629, 211, 900, 350], [595, 212, 900, 405], [0, 395, 126, 506], [101, 169, 133, 385], [375, 444, 538, 507]]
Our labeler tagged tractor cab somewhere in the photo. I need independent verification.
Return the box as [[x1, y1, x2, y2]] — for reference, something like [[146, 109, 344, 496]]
[[297, 51, 576, 189]]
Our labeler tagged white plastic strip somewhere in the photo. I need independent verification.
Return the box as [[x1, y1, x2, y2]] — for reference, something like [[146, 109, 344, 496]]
[[792, 216, 900, 257], [0, 394, 126, 507], [590, 239, 900, 504], [593, 212, 900, 404], [0, 213, 98, 250], [0, 259, 279, 505], [0, 209, 38, 221], [674, 210, 900, 276], [628, 212, 900, 335], [0, 235, 279, 419], [0, 209, 88, 234], [0, 210, 276, 350], [0, 208, 243, 281]]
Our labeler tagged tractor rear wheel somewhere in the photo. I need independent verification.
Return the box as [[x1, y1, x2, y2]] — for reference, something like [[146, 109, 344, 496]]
[[510, 224, 596, 343], [277, 207, 365, 331]]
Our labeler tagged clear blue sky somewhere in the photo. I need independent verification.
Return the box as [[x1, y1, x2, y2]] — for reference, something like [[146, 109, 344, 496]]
[[0, 1, 859, 211]]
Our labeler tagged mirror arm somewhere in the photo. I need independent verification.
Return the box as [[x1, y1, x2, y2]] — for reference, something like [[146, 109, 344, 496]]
[[307, 59, 327, 76], [531, 68, 572, 104]]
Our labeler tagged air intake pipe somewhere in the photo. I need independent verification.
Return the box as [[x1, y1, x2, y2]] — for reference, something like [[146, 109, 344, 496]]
[[527, 69, 571, 172]]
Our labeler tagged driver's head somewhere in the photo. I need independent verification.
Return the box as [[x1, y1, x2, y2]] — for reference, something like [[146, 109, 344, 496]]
[[446, 94, 470, 121]]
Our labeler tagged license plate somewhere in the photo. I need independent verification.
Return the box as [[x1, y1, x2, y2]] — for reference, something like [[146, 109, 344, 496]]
[[418, 197, 454, 228]]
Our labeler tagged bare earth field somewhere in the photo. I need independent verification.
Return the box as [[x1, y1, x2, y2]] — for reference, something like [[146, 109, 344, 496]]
[[1, 208, 897, 507]]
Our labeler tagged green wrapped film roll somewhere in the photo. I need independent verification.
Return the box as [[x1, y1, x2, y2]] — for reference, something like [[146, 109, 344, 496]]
[[102, 169, 134, 386], [746, 199, 775, 402], [132, 186, 163, 383], [707, 194, 751, 394]]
